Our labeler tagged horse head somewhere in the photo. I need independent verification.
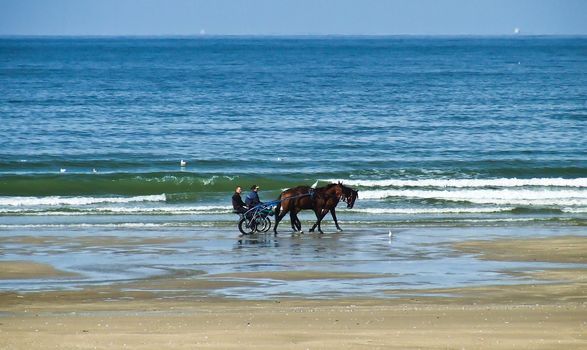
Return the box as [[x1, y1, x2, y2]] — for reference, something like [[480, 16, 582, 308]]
[[337, 182, 358, 209]]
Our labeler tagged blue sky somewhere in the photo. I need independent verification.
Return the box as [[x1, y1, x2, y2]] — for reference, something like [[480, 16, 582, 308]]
[[1, 0, 586, 36]]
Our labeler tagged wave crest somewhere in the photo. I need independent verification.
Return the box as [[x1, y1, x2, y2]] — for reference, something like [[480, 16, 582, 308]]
[[0, 195, 166, 207], [324, 177, 587, 188]]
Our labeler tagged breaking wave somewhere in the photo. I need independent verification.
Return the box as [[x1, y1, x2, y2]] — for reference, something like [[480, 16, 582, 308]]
[[324, 177, 587, 188], [0, 195, 166, 207]]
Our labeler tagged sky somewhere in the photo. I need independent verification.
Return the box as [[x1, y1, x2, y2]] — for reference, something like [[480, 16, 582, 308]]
[[1, 0, 586, 36]]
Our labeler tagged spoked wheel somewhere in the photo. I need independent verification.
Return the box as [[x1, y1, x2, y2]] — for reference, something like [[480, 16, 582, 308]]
[[238, 217, 256, 235], [259, 217, 272, 232]]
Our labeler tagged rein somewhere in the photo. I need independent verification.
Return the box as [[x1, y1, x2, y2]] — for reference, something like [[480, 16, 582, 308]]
[[274, 192, 312, 205]]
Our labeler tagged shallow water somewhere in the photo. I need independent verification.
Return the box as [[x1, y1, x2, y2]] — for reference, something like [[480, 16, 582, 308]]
[[2, 37, 587, 226], [2, 223, 585, 299]]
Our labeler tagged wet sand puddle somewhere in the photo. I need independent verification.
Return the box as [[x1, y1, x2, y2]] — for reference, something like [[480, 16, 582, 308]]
[[1, 225, 586, 300]]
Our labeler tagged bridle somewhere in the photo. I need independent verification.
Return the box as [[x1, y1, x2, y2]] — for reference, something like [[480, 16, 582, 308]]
[[335, 185, 356, 209]]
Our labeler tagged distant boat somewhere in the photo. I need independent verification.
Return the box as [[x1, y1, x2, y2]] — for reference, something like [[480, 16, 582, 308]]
[[60, 168, 67, 173], [180, 160, 187, 167]]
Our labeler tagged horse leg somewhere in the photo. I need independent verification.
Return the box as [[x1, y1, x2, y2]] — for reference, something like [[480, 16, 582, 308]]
[[309, 208, 329, 234], [316, 210, 328, 234], [296, 216, 302, 232], [289, 211, 296, 231], [273, 203, 290, 235], [330, 208, 342, 231], [309, 213, 318, 232], [289, 209, 303, 233], [293, 212, 302, 232], [308, 209, 321, 232]]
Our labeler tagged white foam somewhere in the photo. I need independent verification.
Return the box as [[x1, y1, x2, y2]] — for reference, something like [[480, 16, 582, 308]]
[[0, 205, 233, 216], [0, 195, 166, 207], [0, 223, 173, 229], [561, 207, 587, 214], [351, 207, 514, 214], [202, 176, 218, 185], [79, 205, 230, 215], [324, 177, 587, 188], [102, 205, 230, 213], [359, 188, 587, 206]]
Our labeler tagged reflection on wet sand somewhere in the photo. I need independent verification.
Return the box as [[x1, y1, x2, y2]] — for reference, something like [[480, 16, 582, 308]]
[[1, 226, 586, 298]]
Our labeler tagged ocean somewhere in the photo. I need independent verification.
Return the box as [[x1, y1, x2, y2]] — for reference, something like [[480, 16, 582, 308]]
[[1, 36, 586, 298]]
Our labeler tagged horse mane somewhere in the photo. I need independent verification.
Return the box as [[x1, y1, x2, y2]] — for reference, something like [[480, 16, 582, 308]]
[[314, 183, 340, 194]]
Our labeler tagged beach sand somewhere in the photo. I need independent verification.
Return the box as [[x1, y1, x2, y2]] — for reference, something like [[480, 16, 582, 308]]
[[1, 236, 586, 349]]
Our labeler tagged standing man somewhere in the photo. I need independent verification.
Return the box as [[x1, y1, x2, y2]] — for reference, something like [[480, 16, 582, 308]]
[[245, 184, 262, 208], [232, 186, 247, 215]]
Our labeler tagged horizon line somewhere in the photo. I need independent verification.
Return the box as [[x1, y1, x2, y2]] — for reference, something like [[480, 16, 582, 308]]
[[2, 33, 587, 39]]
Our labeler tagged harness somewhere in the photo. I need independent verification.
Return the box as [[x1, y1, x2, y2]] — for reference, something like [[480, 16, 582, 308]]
[[281, 191, 314, 203]]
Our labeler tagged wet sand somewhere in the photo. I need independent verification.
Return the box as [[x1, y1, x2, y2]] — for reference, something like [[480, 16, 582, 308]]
[[1, 235, 586, 349], [0, 261, 79, 280], [453, 236, 587, 263]]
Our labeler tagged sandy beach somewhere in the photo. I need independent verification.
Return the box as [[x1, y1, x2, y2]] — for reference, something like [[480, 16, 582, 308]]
[[1, 235, 586, 349]]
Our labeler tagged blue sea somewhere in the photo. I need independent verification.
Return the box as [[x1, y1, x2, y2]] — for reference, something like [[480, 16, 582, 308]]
[[1, 36, 586, 298]]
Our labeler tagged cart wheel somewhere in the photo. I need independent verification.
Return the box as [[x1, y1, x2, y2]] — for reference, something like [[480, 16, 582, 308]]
[[238, 217, 255, 235], [252, 217, 264, 233], [255, 216, 271, 233], [261, 217, 272, 232]]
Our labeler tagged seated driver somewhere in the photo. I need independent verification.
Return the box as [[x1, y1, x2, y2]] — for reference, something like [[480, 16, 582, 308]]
[[232, 186, 247, 215], [245, 184, 263, 208]]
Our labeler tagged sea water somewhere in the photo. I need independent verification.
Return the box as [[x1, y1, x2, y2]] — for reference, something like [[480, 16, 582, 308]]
[[1, 36, 586, 298]]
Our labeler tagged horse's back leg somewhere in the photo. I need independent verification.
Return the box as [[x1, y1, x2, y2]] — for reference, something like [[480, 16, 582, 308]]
[[309, 209, 320, 232], [309, 207, 329, 234], [295, 215, 302, 232], [274, 201, 290, 235], [289, 209, 303, 233]]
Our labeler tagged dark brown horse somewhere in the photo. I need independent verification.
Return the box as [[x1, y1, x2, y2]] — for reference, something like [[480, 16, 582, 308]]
[[273, 183, 358, 234]]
